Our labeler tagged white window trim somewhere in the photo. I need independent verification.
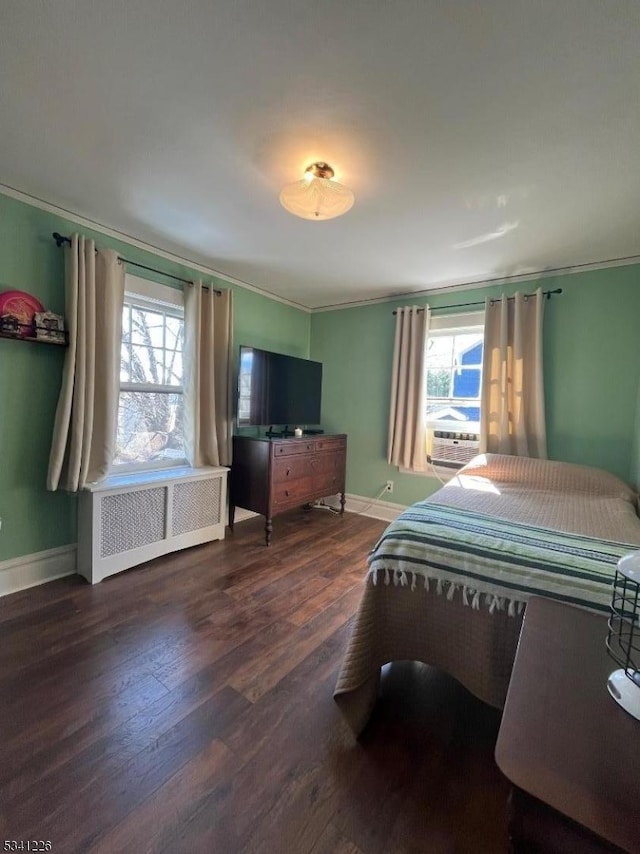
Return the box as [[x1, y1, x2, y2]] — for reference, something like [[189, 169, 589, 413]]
[[429, 310, 484, 332], [114, 457, 190, 475], [113, 276, 189, 474], [125, 273, 184, 308]]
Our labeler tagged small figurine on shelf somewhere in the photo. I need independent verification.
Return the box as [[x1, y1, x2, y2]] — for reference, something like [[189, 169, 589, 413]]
[[34, 311, 66, 344], [0, 313, 21, 336]]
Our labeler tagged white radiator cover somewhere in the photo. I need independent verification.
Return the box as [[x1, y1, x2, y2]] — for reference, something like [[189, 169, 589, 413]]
[[78, 466, 228, 584]]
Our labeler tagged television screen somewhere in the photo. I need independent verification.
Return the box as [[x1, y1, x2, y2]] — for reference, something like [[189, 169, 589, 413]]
[[238, 346, 322, 426]]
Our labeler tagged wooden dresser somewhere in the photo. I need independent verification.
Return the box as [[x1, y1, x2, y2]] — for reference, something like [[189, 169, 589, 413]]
[[229, 434, 347, 545]]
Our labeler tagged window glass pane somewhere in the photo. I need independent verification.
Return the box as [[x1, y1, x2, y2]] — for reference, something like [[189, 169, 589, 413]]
[[426, 336, 453, 368], [115, 392, 185, 466], [427, 368, 452, 398], [238, 349, 253, 424], [131, 308, 164, 347], [122, 304, 131, 337], [164, 350, 183, 386], [130, 344, 165, 385], [453, 367, 481, 399], [120, 341, 131, 383], [453, 333, 484, 367], [165, 315, 184, 351]]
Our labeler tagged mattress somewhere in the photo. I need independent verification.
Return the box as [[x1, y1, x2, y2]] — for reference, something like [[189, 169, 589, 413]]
[[334, 454, 640, 735]]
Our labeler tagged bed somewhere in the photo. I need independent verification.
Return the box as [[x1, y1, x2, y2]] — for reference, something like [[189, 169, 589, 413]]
[[334, 453, 640, 735]]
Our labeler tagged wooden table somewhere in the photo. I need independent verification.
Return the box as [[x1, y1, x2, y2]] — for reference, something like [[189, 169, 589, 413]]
[[495, 596, 640, 854]]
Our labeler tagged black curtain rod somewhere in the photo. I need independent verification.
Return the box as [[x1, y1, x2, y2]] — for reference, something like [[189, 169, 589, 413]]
[[391, 287, 562, 315], [52, 232, 222, 294]]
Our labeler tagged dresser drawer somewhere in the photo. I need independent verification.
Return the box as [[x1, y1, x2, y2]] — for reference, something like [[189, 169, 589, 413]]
[[272, 477, 315, 504], [272, 441, 316, 457], [314, 437, 346, 452], [273, 455, 319, 482], [316, 450, 345, 474], [317, 472, 344, 494]]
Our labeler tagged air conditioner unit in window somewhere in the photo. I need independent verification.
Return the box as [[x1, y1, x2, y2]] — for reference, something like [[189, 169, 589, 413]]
[[429, 430, 480, 468]]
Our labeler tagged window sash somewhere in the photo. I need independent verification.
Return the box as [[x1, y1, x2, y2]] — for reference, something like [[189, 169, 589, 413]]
[[428, 397, 481, 406], [120, 382, 183, 395], [426, 324, 485, 419], [121, 296, 185, 390], [115, 286, 186, 472], [427, 367, 482, 399]]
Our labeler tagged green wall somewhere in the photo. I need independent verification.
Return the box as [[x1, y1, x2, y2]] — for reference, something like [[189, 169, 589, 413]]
[[311, 265, 640, 507], [4, 185, 639, 561], [0, 191, 310, 561]]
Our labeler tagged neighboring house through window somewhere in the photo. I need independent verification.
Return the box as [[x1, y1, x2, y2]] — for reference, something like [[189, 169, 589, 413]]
[[114, 274, 187, 471]]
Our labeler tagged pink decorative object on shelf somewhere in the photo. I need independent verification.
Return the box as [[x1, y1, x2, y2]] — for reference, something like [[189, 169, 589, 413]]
[[0, 289, 45, 337]]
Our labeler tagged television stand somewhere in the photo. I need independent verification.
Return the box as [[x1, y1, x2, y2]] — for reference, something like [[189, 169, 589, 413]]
[[229, 434, 347, 545]]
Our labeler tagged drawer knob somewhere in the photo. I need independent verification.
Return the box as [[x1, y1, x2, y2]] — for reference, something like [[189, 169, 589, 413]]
[[285, 489, 290, 497], [286, 469, 291, 476]]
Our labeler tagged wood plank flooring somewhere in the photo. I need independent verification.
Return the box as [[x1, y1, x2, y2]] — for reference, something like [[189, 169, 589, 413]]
[[0, 509, 509, 853]]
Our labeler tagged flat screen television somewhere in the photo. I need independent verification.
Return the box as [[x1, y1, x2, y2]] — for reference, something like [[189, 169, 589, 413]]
[[237, 346, 322, 426]]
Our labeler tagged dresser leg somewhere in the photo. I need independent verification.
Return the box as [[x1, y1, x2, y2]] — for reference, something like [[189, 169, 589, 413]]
[[265, 517, 273, 546], [229, 504, 235, 532], [340, 492, 346, 515]]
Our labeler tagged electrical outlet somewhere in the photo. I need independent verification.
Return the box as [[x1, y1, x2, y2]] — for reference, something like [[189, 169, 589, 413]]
[[385, 480, 394, 493]]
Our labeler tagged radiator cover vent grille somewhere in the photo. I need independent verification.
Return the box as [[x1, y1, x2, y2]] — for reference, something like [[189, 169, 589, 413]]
[[172, 478, 222, 535], [100, 487, 166, 558]]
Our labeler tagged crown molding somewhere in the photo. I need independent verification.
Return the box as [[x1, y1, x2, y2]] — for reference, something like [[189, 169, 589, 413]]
[[4, 182, 639, 316], [0, 183, 311, 314], [309, 253, 640, 313]]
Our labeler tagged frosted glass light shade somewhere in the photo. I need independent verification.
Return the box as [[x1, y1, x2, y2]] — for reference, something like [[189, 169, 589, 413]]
[[279, 163, 355, 221]]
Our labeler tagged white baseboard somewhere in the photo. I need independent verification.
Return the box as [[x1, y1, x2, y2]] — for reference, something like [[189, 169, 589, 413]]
[[345, 493, 406, 522], [233, 495, 405, 525], [0, 544, 77, 598], [320, 493, 406, 523]]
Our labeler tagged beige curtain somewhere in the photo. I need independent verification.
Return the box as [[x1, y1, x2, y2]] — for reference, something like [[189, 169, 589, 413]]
[[480, 289, 547, 458], [183, 282, 233, 467], [47, 235, 125, 491], [387, 305, 430, 471]]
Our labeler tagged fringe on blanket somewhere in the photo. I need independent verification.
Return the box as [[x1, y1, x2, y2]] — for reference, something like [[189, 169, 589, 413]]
[[369, 567, 526, 617]]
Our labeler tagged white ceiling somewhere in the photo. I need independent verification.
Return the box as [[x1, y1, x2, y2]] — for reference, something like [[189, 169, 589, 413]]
[[2, 1, 640, 309]]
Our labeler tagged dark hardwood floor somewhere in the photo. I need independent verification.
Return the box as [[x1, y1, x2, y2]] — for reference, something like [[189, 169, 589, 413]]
[[0, 509, 509, 853]]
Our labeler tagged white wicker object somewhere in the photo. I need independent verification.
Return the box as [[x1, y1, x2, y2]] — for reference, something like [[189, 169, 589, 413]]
[[78, 466, 228, 584]]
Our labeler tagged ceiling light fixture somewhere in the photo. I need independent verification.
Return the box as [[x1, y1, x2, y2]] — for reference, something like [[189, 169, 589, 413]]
[[279, 162, 355, 221]]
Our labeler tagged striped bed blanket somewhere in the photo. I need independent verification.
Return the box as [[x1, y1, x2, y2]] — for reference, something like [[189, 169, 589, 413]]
[[367, 502, 637, 616]]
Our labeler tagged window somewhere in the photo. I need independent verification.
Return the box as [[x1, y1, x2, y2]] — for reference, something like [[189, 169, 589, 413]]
[[114, 276, 186, 470], [426, 312, 484, 434], [237, 347, 253, 425]]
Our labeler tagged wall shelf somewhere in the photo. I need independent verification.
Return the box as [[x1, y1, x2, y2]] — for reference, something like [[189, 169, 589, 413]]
[[0, 325, 68, 347]]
